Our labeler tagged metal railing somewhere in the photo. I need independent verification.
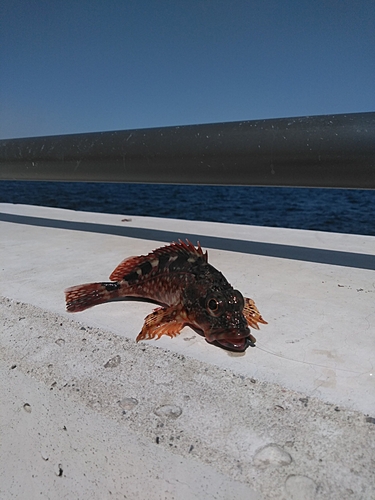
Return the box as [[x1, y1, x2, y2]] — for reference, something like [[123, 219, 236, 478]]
[[0, 112, 374, 188]]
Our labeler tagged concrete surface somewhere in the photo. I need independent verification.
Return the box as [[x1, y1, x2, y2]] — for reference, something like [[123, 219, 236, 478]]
[[1, 203, 374, 500]]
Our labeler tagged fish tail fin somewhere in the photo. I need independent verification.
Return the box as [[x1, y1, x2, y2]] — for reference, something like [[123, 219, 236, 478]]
[[65, 282, 121, 312]]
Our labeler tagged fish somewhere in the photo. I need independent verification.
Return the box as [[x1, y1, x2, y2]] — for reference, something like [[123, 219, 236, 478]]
[[64, 240, 267, 352]]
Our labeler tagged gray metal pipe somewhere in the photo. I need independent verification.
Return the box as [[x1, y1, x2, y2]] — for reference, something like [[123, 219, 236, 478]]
[[0, 112, 374, 188]]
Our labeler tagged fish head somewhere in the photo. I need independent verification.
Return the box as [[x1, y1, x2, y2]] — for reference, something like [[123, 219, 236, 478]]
[[186, 287, 255, 352]]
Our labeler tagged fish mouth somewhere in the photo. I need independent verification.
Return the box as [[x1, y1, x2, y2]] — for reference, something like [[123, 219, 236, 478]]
[[189, 326, 256, 353], [207, 336, 256, 352], [205, 329, 257, 352]]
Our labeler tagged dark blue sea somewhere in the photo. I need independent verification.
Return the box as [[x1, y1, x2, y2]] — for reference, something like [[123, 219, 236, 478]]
[[1, 181, 375, 236]]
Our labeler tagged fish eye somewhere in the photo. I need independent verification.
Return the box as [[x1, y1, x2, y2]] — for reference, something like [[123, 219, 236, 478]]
[[206, 297, 223, 316], [208, 299, 218, 311]]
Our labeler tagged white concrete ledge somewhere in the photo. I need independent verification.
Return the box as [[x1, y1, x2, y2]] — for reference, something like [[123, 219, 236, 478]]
[[1, 204, 374, 499]]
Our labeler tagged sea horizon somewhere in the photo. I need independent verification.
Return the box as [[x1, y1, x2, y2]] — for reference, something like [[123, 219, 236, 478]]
[[1, 181, 374, 237]]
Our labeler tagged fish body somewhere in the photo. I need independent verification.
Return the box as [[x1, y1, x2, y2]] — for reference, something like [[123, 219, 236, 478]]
[[65, 240, 267, 352]]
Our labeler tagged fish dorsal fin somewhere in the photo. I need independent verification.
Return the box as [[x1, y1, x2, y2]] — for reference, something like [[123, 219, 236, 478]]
[[109, 239, 208, 282]]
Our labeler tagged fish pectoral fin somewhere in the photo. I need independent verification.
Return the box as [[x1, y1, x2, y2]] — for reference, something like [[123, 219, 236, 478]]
[[243, 297, 268, 330], [136, 305, 187, 342]]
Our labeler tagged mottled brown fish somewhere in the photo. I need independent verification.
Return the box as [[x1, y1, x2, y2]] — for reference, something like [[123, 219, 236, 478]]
[[65, 240, 267, 352]]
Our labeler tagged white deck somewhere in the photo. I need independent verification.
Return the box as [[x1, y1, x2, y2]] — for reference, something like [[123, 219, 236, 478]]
[[1, 203, 374, 500]]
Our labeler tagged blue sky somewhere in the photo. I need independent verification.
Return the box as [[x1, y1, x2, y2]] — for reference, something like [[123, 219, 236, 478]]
[[1, 0, 374, 138]]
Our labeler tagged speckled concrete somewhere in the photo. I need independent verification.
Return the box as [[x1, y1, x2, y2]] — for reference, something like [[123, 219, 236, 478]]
[[1, 203, 374, 499]]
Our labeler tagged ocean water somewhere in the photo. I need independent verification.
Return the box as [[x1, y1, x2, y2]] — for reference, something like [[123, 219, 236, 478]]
[[1, 181, 375, 236]]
